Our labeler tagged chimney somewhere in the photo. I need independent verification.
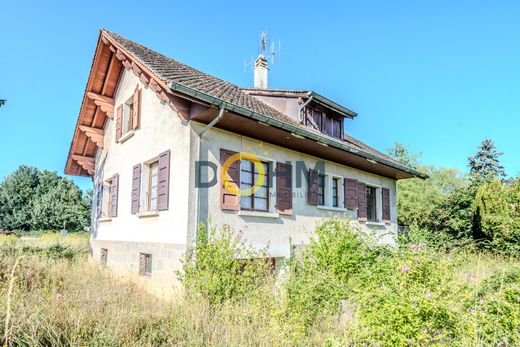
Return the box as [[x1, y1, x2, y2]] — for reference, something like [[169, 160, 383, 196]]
[[254, 55, 268, 89]]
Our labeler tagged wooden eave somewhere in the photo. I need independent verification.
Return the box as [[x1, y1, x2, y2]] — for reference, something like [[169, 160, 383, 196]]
[[65, 30, 188, 177]]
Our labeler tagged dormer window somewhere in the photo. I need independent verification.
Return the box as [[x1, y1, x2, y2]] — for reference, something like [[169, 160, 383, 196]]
[[304, 106, 343, 140]]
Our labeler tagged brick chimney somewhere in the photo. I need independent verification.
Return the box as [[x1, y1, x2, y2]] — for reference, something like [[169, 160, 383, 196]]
[[254, 55, 268, 89]]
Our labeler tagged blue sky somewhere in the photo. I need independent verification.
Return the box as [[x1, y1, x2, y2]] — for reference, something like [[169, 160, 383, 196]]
[[1, 0, 519, 191]]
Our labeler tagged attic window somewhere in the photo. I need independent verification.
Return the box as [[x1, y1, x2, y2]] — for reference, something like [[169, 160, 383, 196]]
[[304, 106, 343, 139], [122, 96, 134, 135]]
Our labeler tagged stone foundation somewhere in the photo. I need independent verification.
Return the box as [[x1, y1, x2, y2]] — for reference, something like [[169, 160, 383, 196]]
[[90, 239, 186, 299]]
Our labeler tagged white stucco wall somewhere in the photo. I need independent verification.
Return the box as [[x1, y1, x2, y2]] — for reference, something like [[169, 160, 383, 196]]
[[93, 69, 192, 246], [193, 125, 399, 259], [92, 68, 398, 263]]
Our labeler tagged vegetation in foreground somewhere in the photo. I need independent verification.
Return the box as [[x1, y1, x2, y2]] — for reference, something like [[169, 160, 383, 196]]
[[1, 221, 519, 346]]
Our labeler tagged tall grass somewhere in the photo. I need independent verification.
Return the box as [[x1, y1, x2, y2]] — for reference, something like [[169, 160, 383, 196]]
[[0, 224, 519, 346]]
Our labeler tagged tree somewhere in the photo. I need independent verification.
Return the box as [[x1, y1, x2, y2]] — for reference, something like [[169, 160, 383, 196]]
[[386, 142, 421, 170], [0, 166, 90, 231], [386, 143, 465, 228], [468, 139, 506, 181]]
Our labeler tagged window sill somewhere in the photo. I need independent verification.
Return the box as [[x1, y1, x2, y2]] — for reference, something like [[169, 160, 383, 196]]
[[137, 210, 159, 218], [99, 217, 112, 223], [118, 130, 135, 143], [317, 205, 348, 212], [359, 220, 386, 226], [238, 210, 279, 218]]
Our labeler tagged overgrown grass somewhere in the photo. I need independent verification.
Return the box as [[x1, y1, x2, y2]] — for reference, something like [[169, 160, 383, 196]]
[[0, 225, 519, 346]]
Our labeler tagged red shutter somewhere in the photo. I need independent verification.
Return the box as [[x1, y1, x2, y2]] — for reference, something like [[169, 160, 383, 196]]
[[344, 178, 358, 209], [276, 162, 293, 215], [357, 182, 367, 221], [382, 188, 391, 224], [132, 88, 141, 130], [308, 169, 319, 205], [157, 150, 170, 211], [110, 174, 119, 218], [116, 105, 123, 142], [220, 149, 240, 210], [131, 164, 141, 214]]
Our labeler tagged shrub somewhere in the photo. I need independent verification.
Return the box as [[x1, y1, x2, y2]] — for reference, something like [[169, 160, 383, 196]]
[[177, 223, 273, 305]]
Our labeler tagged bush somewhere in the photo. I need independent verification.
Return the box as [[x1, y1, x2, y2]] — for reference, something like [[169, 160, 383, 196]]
[[177, 223, 273, 305], [474, 179, 520, 256]]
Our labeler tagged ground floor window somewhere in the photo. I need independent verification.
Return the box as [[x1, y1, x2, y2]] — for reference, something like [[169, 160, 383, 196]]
[[139, 253, 152, 276], [100, 248, 108, 265], [317, 174, 326, 206], [240, 160, 270, 211], [366, 186, 377, 222], [332, 177, 340, 207]]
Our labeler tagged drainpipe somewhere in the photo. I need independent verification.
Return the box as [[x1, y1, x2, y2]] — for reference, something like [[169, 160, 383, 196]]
[[298, 94, 314, 123], [193, 103, 226, 246]]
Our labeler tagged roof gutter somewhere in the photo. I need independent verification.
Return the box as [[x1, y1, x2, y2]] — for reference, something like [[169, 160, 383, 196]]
[[169, 81, 427, 179], [310, 92, 358, 118]]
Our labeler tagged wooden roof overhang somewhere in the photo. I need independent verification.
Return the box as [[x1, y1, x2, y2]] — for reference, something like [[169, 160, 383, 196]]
[[64, 31, 189, 177], [188, 107, 419, 180]]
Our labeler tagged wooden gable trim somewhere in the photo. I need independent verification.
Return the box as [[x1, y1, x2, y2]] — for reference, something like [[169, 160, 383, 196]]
[[79, 125, 104, 148], [86, 92, 114, 118]]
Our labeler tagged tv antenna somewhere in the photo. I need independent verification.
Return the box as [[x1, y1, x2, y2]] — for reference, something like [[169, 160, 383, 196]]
[[244, 30, 281, 72]]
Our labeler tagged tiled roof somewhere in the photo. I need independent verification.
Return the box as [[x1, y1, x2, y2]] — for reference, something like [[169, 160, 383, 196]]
[[103, 30, 410, 172]]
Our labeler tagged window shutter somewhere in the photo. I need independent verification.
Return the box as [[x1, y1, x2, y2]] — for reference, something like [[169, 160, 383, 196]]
[[344, 178, 358, 209], [308, 169, 319, 205], [131, 164, 141, 214], [357, 182, 367, 221], [132, 88, 141, 130], [111, 174, 119, 217], [382, 188, 391, 224], [276, 162, 293, 215], [116, 105, 123, 142], [220, 148, 240, 210], [157, 150, 171, 211], [96, 183, 103, 219]]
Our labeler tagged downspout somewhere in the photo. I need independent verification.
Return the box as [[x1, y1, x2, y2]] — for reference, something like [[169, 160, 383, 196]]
[[193, 103, 226, 246], [298, 94, 314, 123]]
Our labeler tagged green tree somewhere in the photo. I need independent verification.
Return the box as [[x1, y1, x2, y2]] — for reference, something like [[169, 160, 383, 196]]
[[0, 166, 90, 231], [386, 143, 464, 228], [468, 139, 506, 181]]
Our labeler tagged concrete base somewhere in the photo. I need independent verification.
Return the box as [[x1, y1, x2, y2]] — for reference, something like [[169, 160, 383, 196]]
[[90, 239, 186, 299]]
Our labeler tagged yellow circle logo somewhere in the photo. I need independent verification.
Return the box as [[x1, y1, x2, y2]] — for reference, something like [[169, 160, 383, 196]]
[[221, 152, 265, 197]]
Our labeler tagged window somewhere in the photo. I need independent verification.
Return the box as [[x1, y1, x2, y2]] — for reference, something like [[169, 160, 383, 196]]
[[332, 177, 340, 207], [100, 248, 108, 265], [366, 186, 377, 222], [304, 106, 343, 140], [139, 253, 152, 276], [103, 178, 113, 218], [240, 160, 269, 211], [122, 96, 134, 135], [317, 174, 326, 206], [144, 161, 159, 211]]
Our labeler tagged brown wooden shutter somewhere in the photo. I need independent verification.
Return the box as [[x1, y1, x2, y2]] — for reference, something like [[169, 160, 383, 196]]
[[116, 105, 123, 142], [344, 178, 358, 209], [96, 183, 103, 219], [357, 182, 367, 221], [220, 149, 240, 210], [110, 174, 119, 217], [157, 150, 170, 211], [131, 88, 141, 130], [131, 164, 141, 214], [276, 162, 293, 215], [308, 169, 319, 205], [382, 187, 391, 224]]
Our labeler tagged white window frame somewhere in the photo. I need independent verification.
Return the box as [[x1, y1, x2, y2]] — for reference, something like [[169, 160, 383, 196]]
[[140, 157, 160, 213]]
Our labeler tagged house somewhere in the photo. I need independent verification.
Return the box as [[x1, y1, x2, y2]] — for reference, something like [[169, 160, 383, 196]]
[[65, 30, 425, 295]]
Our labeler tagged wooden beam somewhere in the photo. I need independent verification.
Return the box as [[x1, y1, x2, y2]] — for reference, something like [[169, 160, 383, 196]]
[[71, 155, 95, 173], [87, 92, 114, 117], [79, 125, 104, 148]]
